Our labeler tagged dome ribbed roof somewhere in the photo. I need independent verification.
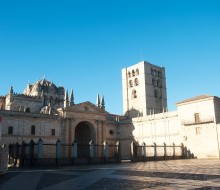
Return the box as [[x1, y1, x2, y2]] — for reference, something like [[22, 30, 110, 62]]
[[32, 78, 58, 94]]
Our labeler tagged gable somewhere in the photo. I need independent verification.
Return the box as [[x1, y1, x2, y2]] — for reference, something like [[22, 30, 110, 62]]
[[65, 101, 109, 114]]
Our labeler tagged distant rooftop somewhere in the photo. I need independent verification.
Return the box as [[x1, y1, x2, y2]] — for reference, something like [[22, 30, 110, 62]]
[[176, 95, 213, 105]]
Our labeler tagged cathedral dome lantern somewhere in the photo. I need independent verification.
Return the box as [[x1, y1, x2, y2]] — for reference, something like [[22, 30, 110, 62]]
[[25, 78, 59, 96]]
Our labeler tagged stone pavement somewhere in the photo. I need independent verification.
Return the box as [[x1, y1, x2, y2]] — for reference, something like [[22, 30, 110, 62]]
[[0, 159, 220, 189]]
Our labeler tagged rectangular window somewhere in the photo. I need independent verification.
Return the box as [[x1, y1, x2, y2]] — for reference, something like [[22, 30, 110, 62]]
[[51, 129, 55, 136], [8, 126, 13, 135], [31, 125, 35, 135], [194, 113, 200, 123], [196, 127, 201, 135]]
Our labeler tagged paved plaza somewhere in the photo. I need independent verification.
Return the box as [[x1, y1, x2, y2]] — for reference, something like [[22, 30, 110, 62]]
[[0, 159, 220, 189]]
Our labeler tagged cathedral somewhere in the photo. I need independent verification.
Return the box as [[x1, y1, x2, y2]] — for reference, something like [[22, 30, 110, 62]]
[[0, 61, 220, 164]]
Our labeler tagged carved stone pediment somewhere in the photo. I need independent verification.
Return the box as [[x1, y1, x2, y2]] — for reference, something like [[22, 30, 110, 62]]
[[65, 101, 109, 114]]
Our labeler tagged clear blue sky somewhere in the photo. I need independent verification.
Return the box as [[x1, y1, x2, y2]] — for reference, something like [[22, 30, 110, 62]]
[[0, 0, 220, 114]]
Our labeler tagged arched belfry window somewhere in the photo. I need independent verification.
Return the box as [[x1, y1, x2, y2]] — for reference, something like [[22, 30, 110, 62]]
[[157, 79, 162, 88], [134, 78, 139, 86], [132, 89, 137, 98], [151, 68, 154, 75], [132, 70, 135, 77], [129, 80, 133, 87], [128, 71, 131, 78], [154, 89, 159, 98], [152, 78, 157, 87], [136, 68, 139, 75]]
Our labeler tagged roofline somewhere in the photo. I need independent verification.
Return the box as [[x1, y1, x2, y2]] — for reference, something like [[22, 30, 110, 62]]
[[176, 96, 216, 106]]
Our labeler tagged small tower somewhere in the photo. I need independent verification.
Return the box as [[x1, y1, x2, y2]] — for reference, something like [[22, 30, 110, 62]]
[[69, 89, 74, 106], [96, 94, 100, 108], [64, 89, 69, 108], [101, 95, 105, 110]]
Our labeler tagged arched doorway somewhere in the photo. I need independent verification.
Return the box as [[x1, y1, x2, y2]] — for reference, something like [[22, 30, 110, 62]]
[[74, 121, 95, 158]]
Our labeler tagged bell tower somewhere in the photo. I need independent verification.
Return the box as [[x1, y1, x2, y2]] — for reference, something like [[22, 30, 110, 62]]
[[122, 61, 167, 118]]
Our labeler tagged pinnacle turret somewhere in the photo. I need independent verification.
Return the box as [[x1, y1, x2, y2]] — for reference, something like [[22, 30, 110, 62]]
[[69, 89, 74, 106], [101, 95, 105, 110], [64, 89, 69, 108], [96, 94, 100, 108], [10, 86, 13, 94]]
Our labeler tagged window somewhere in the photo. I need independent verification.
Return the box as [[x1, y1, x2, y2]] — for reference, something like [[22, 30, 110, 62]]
[[129, 80, 133, 87], [136, 68, 139, 75], [152, 78, 157, 87], [109, 130, 114, 135], [134, 78, 139, 86], [132, 70, 135, 77], [157, 79, 162, 88], [132, 90, 137, 98], [151, 68, 154, 75], [194, 113, 200, 123], [50, 96, 54, 104], [154, 89, 159, 98], [196, 127, 201, 134], [8, 126, 13, 135], [25, 107, 30, 113], [128, 72, 131, 78], [51, 129, 55, 136], [44, 96, 48, 106], [158, 71, 162, 78], [31, 125, 35, 135]]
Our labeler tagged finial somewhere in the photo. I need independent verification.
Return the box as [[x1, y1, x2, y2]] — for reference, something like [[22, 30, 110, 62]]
[[70, 89, 74, 105], [10, 86, 13, 94], [101, 95, 105, 110], [64, 89, 69, 108], [96, 94, 100, 108]]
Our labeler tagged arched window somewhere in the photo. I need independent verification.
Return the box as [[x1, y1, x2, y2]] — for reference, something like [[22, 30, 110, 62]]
[[31, 125, 35, 135], [44, 96, 48, 106], [157, 79, 162, 87], [129, 80, 133, 87], [132, 89, 137, 98], [136, 68, 139, 75], [151, 68, 154, 75], [132, 70, 135, 77], [158, 71, 162, 78], [152, 78, 157, 87], [55, 97, 59, 104], [134, 78, 139, 86], [25, 107, 30, 113], [128, 72, 131, 78], [50, 96, 54, 104], [154, 89, 159, 98]]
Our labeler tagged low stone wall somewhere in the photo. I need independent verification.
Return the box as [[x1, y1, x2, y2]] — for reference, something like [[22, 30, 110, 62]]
[[0, 145, 8, 175]]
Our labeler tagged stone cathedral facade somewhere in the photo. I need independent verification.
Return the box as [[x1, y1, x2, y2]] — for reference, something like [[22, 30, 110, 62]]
[[0, 61, 220, 160]]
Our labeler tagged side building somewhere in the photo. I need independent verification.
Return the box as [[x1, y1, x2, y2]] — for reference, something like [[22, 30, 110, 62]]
[[120, 61, 220, 159]]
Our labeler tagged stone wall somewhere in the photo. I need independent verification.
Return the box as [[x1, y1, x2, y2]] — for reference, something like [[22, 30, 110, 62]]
[[0, 110, 61, 146]]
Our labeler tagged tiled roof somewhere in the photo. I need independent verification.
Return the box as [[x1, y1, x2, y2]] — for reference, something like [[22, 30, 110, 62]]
[[176, 95, 213, 105]]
